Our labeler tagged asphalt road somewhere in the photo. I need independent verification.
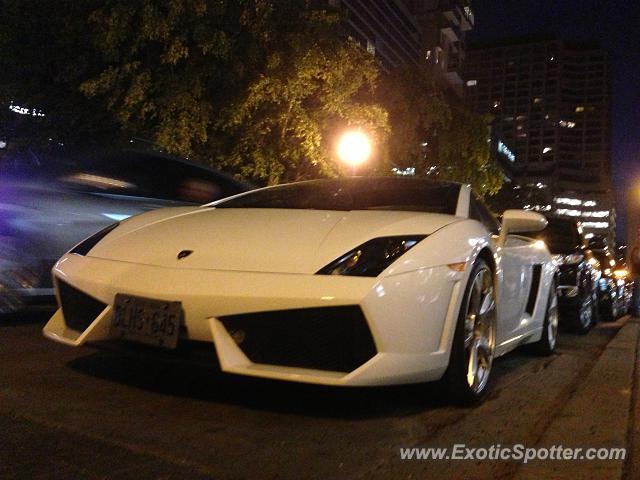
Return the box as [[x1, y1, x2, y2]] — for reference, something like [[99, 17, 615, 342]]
[[0, 311, 631, 480]]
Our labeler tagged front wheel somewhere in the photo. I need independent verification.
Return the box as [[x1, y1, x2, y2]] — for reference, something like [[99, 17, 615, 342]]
[[443, 259, 496, 405]]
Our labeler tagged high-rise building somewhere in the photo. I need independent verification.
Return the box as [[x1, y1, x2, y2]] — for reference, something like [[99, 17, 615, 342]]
[[464, 37, 615, 241], [327, 0, 422, 71], [403, 0, 475, 97]]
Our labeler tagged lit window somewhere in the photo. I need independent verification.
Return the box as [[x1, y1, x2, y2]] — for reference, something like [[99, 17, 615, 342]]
[[366, 40, 376, 55], [493, 100, 501, 108], [583, 200, 597, 207], [543, 147, 552, 154], [582, 221, 609, 229], [466, 79, 478, 86], [391, 167, 416, 176], [533, 97, 542, 104], [556, 208, 581, 217], [575, 106, 585, 113], [555, 197, 582, 206], [425, 50, 432, 61], [582, 210, 610, 218]]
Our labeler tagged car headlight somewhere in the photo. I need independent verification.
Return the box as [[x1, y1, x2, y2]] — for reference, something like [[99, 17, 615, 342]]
[[69, 222, 120, 256], [316, 236, 426, 277], [552, 254, 584, 266]]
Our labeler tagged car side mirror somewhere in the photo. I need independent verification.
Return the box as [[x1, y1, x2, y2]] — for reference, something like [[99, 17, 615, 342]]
[[498, 210, 548, 247]]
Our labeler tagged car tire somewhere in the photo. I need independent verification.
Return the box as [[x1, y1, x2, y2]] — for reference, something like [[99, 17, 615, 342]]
[[531, 280, 558, 356], [443, 258, 496, 406], [599, 297, 619, 322], [570, 294, 596, 334]]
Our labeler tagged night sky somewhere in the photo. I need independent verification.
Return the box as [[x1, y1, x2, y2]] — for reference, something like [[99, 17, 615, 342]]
[[469, 0, 640, 241]]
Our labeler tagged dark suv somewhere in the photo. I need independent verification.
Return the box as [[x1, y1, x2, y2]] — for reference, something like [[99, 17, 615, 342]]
[[534, 218, 601, 333]]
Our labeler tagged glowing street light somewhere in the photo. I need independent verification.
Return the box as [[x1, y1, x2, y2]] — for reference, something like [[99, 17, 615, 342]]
[[337, 130, 371, 176]]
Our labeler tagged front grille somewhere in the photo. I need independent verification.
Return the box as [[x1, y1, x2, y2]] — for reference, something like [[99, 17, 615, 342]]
[[219, 306, 377, 373], [58, 280, 107, 332]]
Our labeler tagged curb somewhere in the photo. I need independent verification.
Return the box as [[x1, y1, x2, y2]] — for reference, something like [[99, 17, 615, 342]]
[[514, 316, 640, 480]]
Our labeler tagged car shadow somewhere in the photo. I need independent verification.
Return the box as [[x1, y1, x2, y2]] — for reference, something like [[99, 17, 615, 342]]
[[0, 310, 55, 326], [68, 350, 468, 419]]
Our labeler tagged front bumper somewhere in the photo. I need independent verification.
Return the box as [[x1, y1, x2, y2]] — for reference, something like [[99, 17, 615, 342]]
[[43, 254, 462, 386]]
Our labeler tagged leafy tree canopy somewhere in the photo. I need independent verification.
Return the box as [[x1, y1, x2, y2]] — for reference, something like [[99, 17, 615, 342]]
[[0, 0, 502, 195]]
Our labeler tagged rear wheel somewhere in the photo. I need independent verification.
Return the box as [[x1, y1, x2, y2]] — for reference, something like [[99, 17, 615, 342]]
[[569, 294, 596, 334], [443, 259, 496, 405], [600, 296, 619, 322]]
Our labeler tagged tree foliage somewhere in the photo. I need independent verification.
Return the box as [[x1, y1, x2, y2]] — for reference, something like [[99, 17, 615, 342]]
[[379, 67, 502, 197], [221, 16, 388, 184], [0, 0, 502, 194], [427, 106, 503, 197], [378, 67, 451, 171]]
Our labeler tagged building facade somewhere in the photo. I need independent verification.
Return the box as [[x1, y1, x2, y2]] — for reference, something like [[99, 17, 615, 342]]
[[327, 0, 422, 70], [464, 38, 615, 241], [403, 0, 475, 97]]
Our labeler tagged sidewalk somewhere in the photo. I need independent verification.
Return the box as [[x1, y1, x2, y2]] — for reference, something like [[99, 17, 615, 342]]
[[514, 316, 640, 480]]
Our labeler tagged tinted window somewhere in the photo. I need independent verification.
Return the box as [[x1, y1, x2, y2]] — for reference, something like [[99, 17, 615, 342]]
[[533, 218, 582, 254], [215, 178, 460, 214]]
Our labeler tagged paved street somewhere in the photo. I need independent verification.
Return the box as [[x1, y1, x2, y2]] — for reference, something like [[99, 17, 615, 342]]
[[1, 312, 638, 480]]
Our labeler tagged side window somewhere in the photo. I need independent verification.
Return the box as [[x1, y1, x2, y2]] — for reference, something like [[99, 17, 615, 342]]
[[469, 194, 500, 235]]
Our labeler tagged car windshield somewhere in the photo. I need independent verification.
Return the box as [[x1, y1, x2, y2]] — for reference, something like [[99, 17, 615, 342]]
[[533, 218, 582, 254], [213, 177, 461, 214]]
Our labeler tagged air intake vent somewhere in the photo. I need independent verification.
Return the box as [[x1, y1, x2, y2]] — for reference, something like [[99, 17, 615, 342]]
[[58, 280, 107, 332], [525, 264, 543, 315], [219, 306, 377, 373]]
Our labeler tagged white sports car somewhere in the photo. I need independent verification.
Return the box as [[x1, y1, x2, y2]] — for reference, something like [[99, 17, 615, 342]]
[[44, 177, 558, 403]]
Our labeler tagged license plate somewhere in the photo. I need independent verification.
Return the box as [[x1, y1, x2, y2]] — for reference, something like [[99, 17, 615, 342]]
[[111, 294, 182, 349]]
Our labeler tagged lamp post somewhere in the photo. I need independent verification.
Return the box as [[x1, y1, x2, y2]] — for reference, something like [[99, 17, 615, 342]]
[[337, 130, 371, 176]]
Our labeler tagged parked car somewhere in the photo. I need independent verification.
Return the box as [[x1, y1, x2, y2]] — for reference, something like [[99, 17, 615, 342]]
[[44, 177, 557, 405], [592, 248, 631, 321], [0, 147, 249, 312], [533, 218, 600, 333]]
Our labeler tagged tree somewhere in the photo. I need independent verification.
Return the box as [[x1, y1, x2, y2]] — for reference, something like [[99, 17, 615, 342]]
[[378, 67, 451, 172], [426, 105, 503, 197], [377, 66, 503, 197], [220, 14, 388, 184]]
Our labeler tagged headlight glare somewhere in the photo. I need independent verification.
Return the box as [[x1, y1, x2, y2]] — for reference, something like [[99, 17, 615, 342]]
[[317, 236, 426, 277]]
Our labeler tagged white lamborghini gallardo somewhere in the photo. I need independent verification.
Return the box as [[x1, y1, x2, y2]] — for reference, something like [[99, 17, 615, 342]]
[[43, 177, 558, 403]]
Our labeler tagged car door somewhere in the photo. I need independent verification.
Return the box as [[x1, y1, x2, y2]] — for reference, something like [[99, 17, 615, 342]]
[[498, 235, 546, 343], [468, 196, 534, 344]]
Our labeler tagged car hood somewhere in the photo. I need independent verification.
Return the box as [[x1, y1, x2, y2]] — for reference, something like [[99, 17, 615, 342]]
[[87, 207, 459, 274]]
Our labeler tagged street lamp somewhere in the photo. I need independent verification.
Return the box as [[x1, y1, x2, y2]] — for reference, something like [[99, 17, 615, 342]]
[[337, 130, 371, 176]]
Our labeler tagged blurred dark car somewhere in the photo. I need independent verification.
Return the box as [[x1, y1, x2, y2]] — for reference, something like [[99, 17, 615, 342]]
[[533, 218, 601, 333], [0, 147, 249, 313], [592, 248, 631, 321]]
